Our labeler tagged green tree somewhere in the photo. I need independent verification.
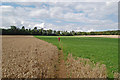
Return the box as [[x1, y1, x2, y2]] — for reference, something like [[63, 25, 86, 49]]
[[33, 27, 38, 35], [47, 29, 52, 35], [56, 31, 60, 36], [72, 31, 75, 35], [54, 30, 56, 35], [11, 26, 17, 30], [38, 29, 42, 35], [43, 30, 47, 35], [34, 27, 37, 30], [10, 26, 17, 34], [22, 26, 25, 30]]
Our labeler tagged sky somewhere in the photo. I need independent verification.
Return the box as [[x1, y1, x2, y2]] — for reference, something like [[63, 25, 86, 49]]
[[0, 2, 118, 32]]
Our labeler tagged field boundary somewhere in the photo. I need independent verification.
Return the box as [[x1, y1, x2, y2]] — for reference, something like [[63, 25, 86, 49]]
[[75, 35, 119, 38]]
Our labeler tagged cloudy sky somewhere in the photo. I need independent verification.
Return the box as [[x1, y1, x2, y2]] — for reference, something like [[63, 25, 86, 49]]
[[1, 2, 118, 32]]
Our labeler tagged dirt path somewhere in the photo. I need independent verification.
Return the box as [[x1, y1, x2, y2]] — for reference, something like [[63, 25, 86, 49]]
[[57, 50, 67, 78], [2, 36, 59, 78]]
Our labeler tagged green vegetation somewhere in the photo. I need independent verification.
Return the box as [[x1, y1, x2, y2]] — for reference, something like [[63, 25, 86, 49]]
[[1, 26, 119, 35], [35, 36, 118, 78]]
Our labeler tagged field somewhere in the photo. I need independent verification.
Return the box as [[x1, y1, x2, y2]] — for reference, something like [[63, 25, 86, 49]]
[[35, 36, 118, 78], [2, 35, 118, 78], [2, 36, 59, 78]]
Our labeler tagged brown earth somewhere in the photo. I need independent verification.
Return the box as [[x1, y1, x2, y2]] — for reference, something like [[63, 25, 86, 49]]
[[2, 36, 59, 78], [65, 54, 107, 78], [2, 35, 108, 78], [57, 50, 67, 78]]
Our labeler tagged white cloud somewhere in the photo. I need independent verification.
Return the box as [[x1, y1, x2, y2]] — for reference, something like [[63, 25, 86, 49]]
[[29, 9, 49, 18], [1, 0, 119, 2], [87, 29, 95, 32], [34, 23, 45, 29], [49, 7, 64, 18], [1, 5, 14, 13], [1, 5, 13, 9], [1, 2, 118, 32]]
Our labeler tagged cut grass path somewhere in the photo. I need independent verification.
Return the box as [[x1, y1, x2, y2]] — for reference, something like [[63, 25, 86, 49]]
[[35, 36, 118, 78]]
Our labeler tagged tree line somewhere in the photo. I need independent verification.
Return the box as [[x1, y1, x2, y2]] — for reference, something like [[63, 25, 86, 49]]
[[1, 26, 119, 36]]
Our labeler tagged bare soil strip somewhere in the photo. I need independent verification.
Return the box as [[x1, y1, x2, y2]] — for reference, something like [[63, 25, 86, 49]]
[[2, 36, 58, 78], [75, 35, 119, 38], [57, 50, 67, 78]]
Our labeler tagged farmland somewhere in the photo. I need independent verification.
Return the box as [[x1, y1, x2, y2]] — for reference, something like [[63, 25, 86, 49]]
[[2, 36, 59, 78], [35, 36, 118, 78]]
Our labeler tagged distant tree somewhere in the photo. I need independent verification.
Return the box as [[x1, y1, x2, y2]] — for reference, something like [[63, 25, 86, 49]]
[[43, 30, 47, 35], [22, 26, 25, 30], [25, 29, 30, 35], [56, 31, 60, 36], [38, 29, 42, 35], [69, 32, 73, 36], [10, 26, 17, 34], [34, 27, 37, 30], [47, 29, 52, 35], [71, 31, 75, 35], [62, 31, 70, 36], [21, 26, 26, 34], [90, 32, 95, 35], [53, 30, 56, 35], [32, 27, 38, 35], [11, 26, 17, 30], [1, 25, 119, 35]]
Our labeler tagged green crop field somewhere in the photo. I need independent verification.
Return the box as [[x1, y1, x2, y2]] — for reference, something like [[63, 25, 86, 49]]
[[35, 36, 118, 78]]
